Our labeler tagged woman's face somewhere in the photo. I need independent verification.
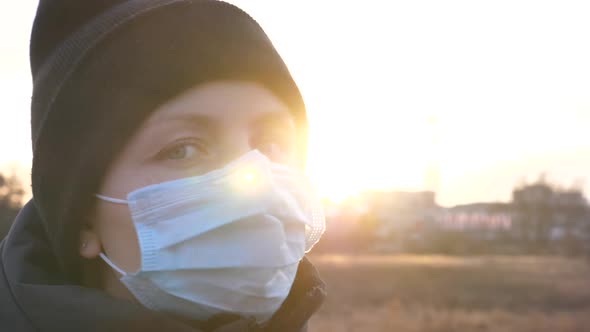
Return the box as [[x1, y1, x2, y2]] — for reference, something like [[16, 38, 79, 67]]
[[79, 81, 297, 293]]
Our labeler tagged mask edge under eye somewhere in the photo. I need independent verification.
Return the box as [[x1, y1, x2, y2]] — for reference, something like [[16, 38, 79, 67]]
[[128, 150, 273, 206]]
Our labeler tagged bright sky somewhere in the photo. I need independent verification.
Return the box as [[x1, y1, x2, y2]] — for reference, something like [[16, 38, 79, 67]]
[[1, 1, 590, 206]]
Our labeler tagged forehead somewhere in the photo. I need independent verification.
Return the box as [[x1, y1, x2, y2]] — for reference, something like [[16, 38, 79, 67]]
[[147, 81, 293, 126]]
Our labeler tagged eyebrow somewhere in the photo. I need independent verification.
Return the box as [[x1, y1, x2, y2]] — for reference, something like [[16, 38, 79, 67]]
[[149, 112, 216, 130], [146, 108, 294, 133], [250, 111, 295, 130]]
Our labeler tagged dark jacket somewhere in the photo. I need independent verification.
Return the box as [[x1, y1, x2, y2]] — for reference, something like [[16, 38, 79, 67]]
[[0, 201, 326, 332]]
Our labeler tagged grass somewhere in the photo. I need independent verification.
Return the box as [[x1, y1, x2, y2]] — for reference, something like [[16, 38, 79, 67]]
[[307, 255, 590, 332]]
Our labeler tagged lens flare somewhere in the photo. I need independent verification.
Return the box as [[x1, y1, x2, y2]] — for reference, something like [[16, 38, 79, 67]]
[[233, 165, 263, 193], [243, 171, 255, 184]]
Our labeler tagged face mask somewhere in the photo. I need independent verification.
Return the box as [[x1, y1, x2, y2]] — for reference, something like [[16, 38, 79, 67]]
[[96, 150, 325, 323]]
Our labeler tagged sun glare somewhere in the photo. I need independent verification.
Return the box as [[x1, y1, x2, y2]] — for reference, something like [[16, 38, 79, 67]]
[[2, 1, 590, 206]]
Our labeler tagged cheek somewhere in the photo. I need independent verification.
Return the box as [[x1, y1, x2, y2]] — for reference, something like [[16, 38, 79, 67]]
[[94, 201, 141, 273]]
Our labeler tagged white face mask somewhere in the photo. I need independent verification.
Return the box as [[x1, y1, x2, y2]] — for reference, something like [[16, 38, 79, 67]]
[[96, 150, 325, 323]]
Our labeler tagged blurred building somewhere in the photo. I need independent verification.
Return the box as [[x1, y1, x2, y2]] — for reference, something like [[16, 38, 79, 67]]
[[437, 203, 513, 233], [354, 190, 440, 252], [364, 191, 439, 234], [512, 183, 590, 253], [316, 181, 590, 255]]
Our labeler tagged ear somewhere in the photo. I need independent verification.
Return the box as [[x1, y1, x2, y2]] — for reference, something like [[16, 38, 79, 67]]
[[79, 228, 102, 259]]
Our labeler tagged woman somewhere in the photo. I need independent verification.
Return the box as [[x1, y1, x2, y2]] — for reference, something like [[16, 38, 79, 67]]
[[0, 1, 326, 331]]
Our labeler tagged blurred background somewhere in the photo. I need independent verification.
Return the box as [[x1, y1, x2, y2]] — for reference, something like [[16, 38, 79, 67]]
[[2, 1, 590, 331]]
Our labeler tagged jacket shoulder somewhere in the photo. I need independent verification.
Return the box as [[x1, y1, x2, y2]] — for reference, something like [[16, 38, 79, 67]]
[[0, 240, 36, 332]]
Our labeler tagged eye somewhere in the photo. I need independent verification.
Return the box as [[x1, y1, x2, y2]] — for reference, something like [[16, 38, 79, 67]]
[[166, 144, 196, 160], [156, 139, 207, 161]]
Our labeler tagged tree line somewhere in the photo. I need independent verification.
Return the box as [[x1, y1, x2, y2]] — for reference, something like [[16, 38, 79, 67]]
[[0, 173, 24, 240]]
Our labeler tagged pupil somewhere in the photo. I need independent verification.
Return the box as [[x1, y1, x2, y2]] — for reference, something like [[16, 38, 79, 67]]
[[170, 146, 186, 159]]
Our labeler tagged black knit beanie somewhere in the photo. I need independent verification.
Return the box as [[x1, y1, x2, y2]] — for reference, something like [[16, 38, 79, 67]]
[[30, 0, 308, 281]]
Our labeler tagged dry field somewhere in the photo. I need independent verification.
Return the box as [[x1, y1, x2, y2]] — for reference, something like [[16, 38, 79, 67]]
[[307, 255, 590, 332]]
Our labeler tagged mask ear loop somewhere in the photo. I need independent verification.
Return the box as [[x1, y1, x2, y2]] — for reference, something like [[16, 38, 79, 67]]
[[96, 194, 128, 204], [99, 253, 128, 276], [95, 194, 130, 276]]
